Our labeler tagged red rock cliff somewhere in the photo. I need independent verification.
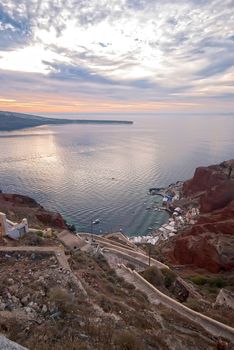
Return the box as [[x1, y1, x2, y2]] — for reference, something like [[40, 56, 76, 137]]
[[167, 159, 234, 272], [0, 193, 67, 230]]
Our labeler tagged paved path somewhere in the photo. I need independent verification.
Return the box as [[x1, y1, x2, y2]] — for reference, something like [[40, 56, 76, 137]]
[[78, 232, 138, 251], [2, 233, 233, 343], [57, 231, 166, 269], [102, 245, 168, 269], [55, 230, 234, 343], [57, 231, 87, 250], [116, 264, 234, 344], [76, 232, 168, 269]]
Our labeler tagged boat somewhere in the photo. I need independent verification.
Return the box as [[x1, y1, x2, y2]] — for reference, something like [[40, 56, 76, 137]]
[[92, 219, 100, 225]]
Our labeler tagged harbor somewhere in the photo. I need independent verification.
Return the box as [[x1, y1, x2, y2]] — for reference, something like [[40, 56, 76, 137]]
[[130, 180, 200, 245]]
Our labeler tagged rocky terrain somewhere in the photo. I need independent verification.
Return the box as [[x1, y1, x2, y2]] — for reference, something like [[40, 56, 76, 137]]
[[0, 193, 67, 230], [1, 237, 232, 350], [162, 160, 234, 273], [0, 159, 234, 349]]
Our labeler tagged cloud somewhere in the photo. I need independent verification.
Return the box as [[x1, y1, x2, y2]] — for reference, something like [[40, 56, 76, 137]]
[[0, 0, 233, 113], [0, 3, 31, 50]]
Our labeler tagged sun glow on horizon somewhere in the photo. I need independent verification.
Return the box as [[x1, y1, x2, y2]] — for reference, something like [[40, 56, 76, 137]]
[[0, 0, 233, 114]]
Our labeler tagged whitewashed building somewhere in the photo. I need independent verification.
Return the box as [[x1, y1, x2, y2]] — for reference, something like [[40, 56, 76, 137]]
[[0, 212, 29, 240]]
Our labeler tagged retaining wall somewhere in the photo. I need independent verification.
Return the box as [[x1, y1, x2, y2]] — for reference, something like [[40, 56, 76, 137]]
[[118, 265, 234, 343]]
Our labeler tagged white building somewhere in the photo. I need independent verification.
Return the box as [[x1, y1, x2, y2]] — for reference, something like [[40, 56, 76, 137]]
[[0, 212, 29, 240]]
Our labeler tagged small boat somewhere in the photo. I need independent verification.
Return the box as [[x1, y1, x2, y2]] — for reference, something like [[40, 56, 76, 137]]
[[148, 227, 153, 230], [146, 206, 151, 210], [92, 219, 100, 225]]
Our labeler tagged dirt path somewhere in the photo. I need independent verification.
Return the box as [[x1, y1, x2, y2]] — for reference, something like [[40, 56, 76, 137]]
[[0, 245, 87, 295]]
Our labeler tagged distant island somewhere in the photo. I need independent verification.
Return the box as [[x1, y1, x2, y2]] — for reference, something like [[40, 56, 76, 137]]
[[0, 111, 133, 131]]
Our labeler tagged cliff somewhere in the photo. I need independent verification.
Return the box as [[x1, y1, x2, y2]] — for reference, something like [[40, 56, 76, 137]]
[[165, 159, 234, 273], [0, 177, 233, 349], [0, 193, 67, 229]]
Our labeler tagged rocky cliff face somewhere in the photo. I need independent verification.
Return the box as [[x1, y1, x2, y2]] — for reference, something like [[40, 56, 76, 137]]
[[166, 160, 234, 273], [182, 160, 234, 198], [0, 193, 67, 230]]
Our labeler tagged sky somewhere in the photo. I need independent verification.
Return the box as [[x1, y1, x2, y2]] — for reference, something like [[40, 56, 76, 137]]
[[0, 0, 234, 115]]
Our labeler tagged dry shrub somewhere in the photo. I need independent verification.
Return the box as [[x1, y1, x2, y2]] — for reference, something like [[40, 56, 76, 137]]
[[0, 282, 5, 295], [26, 335, 87, 350], [188, 275, 226, 289], [121, 280, 136, 290], [216, 338, 229, 350], [84, 317, 114, 349], [24, 320, 88, 350], [106, 282, 115, 293], [49, 287, 75, 315], [142, 266, 164, 288], [113, 330, 144, 350], [185, 299, 202, 312], [98, 295, 113, 312], [0, 317, 24, 340], [129, 312, 153, 329], [209, 276, 226, 288], [188, 275, 208, 286], [94, 253, 110, 270], [24, 232, 43, 246], [107, 274, 117, 284], [161, 268, 177, 288], [131, 288, 148, 305], [72, 251, 88, 264]]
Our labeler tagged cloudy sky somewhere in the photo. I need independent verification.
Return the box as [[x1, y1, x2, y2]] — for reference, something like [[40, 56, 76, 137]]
[[0, 0, 234, 115]]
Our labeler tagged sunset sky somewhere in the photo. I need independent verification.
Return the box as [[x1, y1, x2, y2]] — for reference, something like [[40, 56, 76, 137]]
[[0, 0, 234, 115]]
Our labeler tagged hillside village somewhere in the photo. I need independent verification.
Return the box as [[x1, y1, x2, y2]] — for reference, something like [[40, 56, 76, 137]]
[[0, 160, 234, 350]]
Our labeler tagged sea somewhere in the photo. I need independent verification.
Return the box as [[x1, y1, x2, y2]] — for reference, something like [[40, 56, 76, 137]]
[[0, 114, 233, 236]]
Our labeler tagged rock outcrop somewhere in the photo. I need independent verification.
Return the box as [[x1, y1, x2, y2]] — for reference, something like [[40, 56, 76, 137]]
[[0, 335, 28, 350], [215, 289, 234, 310], [200, 182, 234, 213], [165, 159, 234, 272], [0, 193, 67, 229], [182, 159, 234, 198], [35, 212, 67, 229]]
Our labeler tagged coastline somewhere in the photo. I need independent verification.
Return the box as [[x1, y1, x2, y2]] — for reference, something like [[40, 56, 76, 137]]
[[0, 180, 202, 244], [129, 180, 199, 245], [1, 159, 234, 349], [0, 110, 133, 132]]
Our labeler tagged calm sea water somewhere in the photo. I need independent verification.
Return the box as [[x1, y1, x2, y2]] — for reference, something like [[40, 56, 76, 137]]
[[0, 114, 233, 235]]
